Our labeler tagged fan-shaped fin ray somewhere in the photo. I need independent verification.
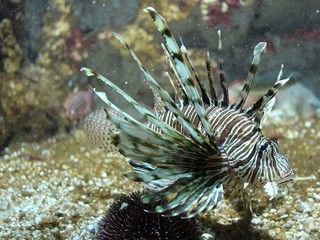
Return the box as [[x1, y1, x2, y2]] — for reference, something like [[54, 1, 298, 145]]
[[186, 182, 224, 218]]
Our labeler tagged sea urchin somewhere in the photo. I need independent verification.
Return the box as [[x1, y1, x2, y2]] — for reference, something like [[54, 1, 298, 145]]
[[95, 191, 202, 240]]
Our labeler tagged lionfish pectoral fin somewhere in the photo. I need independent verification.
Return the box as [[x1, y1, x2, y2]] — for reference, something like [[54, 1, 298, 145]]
[[83, 108, 120, 153], [83, 71, 225, 219], [140, 174, 226, 218]]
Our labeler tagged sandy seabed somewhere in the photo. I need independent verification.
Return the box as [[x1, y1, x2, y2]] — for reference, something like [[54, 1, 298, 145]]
[[0, 118, 319, 240]]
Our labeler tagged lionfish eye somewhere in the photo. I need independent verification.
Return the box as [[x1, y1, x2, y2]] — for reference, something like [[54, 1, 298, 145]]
[[259, 143, 268, 152]]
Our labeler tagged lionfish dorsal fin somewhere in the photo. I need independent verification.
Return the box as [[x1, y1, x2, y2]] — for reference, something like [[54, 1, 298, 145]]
[[233, 42, 267, 110], [217, 30, 229, 107], [245, 65, 290, 121], [161, 43, 189, 105], [179, 36, 211, 105], [252, 96, 276, 128], [145, 7, 218, 147], [206, 51, 219, 105], [85, 33, 219, 151]]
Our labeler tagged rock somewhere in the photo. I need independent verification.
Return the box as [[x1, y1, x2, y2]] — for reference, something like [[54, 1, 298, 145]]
[[70, 0, 139, 32], [272, 83, 320, 119], [0, 19, 22, 73]]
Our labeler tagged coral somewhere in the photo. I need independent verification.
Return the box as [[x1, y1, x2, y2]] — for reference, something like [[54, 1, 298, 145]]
[[64, 29, 94, 69], [0, 0, 78, 142], [0, 19, 22, 73], [95, 191, 202, 240], [206, 0, 241, 28], [201, 0, 255, 28], [0, 67, 62, 141], [38, 0, 72, 68]]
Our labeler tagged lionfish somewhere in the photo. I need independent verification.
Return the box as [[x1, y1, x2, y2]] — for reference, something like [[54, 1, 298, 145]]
[[82, 7, 294, 218]]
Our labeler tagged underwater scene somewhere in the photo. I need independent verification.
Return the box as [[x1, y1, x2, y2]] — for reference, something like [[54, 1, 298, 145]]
[[0, 0, 320, 239]]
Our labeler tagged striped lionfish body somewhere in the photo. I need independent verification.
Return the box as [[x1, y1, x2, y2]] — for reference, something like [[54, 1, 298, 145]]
[[82, 7, 294, 218]]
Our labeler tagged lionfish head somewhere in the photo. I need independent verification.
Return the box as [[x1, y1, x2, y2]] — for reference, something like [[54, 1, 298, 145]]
[[255, 138, 294, 199]]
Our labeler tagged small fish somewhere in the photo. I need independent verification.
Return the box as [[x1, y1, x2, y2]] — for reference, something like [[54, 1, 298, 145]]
[[63, 89, 94, 126], [82, 7, 294, 218]]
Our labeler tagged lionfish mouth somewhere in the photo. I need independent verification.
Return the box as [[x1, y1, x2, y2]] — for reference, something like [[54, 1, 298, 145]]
[[282, 172, 295, 185], [277, 173, 294, 185], [264, 170, 294, 200]]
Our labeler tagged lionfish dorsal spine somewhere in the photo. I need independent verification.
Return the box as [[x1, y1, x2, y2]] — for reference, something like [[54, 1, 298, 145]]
[[179, 38, 212, 106], [108, 33, 216, 149], [160, 42, 189, 105], [217, 30, 229, 107], [233, 42, 267, 110], [205, 51, 219, 105], [246, 75, 290, 119], [145, 7, 218, 149]]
